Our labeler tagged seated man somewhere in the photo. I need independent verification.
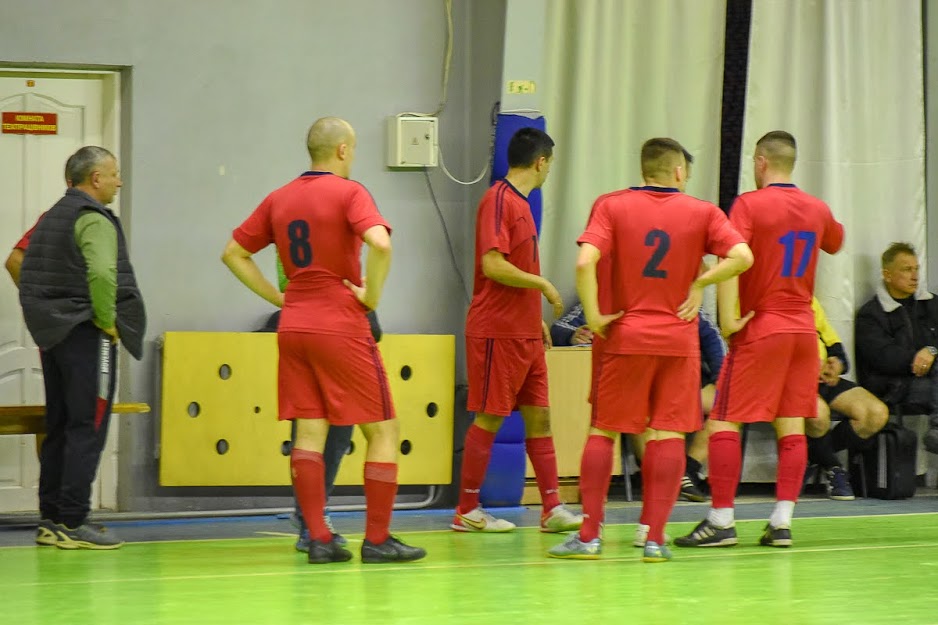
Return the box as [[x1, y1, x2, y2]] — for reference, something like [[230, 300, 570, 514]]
[[855, 242, 938, 453], [807, 297, 888, 499], [551, 301, 725, 502]]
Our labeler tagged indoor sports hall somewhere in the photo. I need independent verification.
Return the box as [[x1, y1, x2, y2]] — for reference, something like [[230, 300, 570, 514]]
[[2, 2, 937, 624]]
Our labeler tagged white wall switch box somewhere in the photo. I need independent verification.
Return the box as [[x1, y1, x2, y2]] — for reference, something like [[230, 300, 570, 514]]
[[386, 115, 438, 168]]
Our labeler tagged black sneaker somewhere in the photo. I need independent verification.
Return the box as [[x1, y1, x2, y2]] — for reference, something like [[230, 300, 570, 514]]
[[674, 519, 738, 547], [825, 466, 855, 501], [679, 473, 708, 502], [307, 536, 352, 564], [361, 535, 427, 564], [758, 523, 792, 548], [54, 523, 123, 550]]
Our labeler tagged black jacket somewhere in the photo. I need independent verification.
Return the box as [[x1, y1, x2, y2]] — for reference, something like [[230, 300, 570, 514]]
[[855, 285, 938, 401]]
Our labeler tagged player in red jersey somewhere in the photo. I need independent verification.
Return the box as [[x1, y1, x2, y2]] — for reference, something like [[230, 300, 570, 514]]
[[452, 127, 583, 534], [548, 138, 752, 562], [221, 117, 425, 564], [675, 131, 845, 549]]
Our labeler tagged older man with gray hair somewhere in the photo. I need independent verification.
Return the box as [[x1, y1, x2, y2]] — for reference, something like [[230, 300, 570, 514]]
[[19, 146, 146, 550], [855, 242, 938, 453]]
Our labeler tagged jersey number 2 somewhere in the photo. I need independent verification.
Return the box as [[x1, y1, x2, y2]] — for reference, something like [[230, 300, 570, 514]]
[[288, 219, 312, 267], [778, 230, 816, 277], [643, 229, 670, 278]]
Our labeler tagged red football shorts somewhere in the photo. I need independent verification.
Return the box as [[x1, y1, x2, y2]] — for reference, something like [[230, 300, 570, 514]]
[[277, 332, 395, 425], [591, 353, 702, 434], [466, 337, 548, 416], [711, 333, 819, 423]]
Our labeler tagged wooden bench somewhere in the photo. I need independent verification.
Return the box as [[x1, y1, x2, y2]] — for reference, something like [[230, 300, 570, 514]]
[[0, 403, 151, 435]]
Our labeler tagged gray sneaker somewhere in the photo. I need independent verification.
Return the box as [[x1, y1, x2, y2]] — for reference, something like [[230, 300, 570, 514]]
[[547, 532, 601, 559], [55, 523, 124, 550], [36, 519, 59, 546]]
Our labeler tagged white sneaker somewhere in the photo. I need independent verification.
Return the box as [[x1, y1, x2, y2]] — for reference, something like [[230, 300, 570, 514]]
[[540, 505, 584, 533], [451, 507, 516, 532], [633, 523, 672, 547]]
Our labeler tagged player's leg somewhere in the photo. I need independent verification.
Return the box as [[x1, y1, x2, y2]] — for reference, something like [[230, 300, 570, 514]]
[[547, 424, 613, 559], [322, 335, 424, 563], [278, 331, 342, 563], [764, 334, 818, 547], [681, 383, 714, 502], [453, 338, 521, 532], [640, 356, 699, 562], [518, 343, 583, 532], [823, 384, 888, 499], [808, 391, 853, 500], [677, 338, 789, 547]]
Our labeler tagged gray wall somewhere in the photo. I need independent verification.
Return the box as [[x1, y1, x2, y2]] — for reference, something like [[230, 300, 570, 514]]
[[0, 0, 506, 511]]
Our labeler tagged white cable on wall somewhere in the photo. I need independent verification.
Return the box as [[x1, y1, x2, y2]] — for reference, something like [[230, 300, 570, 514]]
[[398, 0, 453, 117], [438, 146, 488, 186]]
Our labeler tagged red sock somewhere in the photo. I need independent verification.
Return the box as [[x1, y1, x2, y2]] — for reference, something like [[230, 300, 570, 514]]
[[579, 435, 615, 542], [456, 424, 497, 515], [708, 431, 742, 509], [291, 448, 330, 543], [364, 462, 398, 544], [642, 438, 685, 544], [639, 439, 659, 526], [776, 434, 807, 502], [526, 436, 562, 513]]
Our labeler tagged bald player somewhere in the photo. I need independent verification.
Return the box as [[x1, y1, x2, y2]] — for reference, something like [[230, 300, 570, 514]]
[[222, 117, 425, 565], [676, 131, 844, 550]]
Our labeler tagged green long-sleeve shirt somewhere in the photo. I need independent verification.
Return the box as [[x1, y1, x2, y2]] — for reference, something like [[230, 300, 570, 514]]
[[74, 210, 118, 329]]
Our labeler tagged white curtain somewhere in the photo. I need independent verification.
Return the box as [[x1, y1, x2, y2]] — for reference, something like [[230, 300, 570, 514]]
[[743, 0, 925, 368], [540, 0, 728, 303]]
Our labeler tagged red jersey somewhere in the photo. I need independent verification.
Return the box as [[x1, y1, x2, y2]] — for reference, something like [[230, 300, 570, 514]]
[[233, 171, 390, 337], [465, 180, 542, 339], [578, 187, 744, 356], [14, 221, 39, 250], [729, 184, 844, 344]]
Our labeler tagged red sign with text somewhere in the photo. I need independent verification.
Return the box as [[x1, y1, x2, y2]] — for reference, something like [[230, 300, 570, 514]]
[[2, 112, 58, 135]]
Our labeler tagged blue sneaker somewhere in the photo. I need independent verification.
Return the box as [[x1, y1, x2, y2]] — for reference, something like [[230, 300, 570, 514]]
[[642, 540, 673, 563], [547, 532, 601, 559], [826, 467, 855, 501]]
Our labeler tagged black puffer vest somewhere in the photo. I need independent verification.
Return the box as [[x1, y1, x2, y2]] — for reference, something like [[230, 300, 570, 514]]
[[19, 188, 146, 359]]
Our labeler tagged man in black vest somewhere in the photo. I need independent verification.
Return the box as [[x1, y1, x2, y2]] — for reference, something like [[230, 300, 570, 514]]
[[19, 146, 146, 550]]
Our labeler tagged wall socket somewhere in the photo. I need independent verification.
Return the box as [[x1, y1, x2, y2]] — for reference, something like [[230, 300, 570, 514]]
[[386, 115, 438, 168]]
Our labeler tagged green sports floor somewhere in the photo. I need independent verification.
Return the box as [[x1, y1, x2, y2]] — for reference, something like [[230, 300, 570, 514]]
[[3, 492, 938, 625]]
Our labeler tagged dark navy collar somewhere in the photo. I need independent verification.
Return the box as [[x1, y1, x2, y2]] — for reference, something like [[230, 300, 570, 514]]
[[498, 178, 528, 200], [630, 185, 680, 193], [767, 183, 797, 188], [300, 170, 334, 177]]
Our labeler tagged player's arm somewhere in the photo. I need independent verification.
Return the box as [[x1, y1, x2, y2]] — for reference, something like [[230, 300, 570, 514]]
[[716, 276, 754, 338], [221, 239, 284, 308], [678, 242, 754, 321], [575, 243, 622, 338], [357, 225, 392, 311], [4, 248, 24, 288], [481, 249, 563, 317]]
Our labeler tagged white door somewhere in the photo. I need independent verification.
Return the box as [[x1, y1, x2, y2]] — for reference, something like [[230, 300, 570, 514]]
[[0, 70, 121, 513]]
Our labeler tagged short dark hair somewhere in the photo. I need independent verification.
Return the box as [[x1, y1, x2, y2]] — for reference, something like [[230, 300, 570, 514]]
[[755, 131, 796, 171], [507, 127, 554, 168], [882, 241, 917, 268], [66, 146, 115, 186], [640, 138, 689, 179]]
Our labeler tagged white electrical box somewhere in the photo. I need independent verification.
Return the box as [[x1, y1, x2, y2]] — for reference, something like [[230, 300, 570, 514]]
[[386, 115, 438, 168]]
